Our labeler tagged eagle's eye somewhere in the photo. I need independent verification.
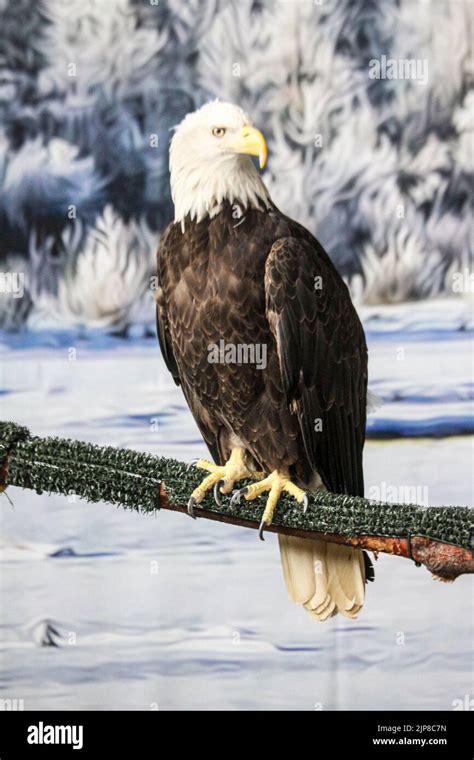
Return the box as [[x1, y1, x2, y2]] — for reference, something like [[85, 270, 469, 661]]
[[212, 127, 226, 138]]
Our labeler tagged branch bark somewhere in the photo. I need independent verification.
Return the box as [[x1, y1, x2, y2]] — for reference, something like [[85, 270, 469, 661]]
[[160, 483, 474, 581]]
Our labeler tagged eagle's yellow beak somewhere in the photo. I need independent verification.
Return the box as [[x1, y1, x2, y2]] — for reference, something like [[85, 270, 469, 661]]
[[226, 126, 267, 169]]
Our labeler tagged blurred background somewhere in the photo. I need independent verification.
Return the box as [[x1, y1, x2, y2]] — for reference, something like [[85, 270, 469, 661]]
[[0, 0, 472, 711], [0, 0, 472, 330]]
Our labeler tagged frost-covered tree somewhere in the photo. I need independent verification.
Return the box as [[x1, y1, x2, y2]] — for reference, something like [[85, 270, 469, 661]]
[[32, 205, 156, 332], [0, 0, 50, 137], [38, 0, 173, 219], [0, 0, 472, 331]]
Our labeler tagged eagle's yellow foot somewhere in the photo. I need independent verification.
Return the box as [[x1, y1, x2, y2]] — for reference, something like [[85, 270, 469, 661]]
[[230, 470, 308, 541], [187, 447, 264, 518]]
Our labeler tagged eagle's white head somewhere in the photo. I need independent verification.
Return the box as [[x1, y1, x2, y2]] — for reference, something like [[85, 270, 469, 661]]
[[170, 101, 272, 227]]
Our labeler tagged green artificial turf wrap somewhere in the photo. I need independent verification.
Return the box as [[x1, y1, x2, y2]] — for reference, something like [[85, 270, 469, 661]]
[[1, 421, 472, 549]]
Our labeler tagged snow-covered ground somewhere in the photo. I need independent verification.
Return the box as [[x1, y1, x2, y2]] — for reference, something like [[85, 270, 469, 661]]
[[0, 298, 472, 710]]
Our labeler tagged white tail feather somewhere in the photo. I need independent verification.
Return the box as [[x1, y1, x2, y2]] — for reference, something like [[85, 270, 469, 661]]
[[278, 535, 366, 621]]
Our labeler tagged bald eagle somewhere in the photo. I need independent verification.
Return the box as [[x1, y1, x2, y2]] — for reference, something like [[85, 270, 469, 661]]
[[156, 102, 374, 621]]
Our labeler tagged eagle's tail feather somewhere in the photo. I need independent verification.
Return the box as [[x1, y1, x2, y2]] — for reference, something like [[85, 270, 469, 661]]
[[278, 535, 368, 621]]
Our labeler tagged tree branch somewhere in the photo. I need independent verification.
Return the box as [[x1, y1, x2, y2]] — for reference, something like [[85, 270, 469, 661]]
[[159, 483, 474, 581], [0, 421, 472, 581]]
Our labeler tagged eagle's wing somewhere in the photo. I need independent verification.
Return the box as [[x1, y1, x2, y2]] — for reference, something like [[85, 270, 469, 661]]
[[265, 236, 368, 497], [156, 231, 181, 386], [155, 228, 222, 465]]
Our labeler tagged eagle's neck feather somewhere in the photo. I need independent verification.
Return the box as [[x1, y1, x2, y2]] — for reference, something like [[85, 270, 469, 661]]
[[170, 154, 272, 230]]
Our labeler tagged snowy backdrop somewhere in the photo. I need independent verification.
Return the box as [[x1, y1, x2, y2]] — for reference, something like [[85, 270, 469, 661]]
[[1, 0, 473, 712], [0, 0, 472, 331]]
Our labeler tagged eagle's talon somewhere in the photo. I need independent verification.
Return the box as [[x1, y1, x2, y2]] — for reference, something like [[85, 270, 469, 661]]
[[187, 496, 198, 519], [232, 470, 308, 538], [186, 458, 199, 471], [186, 449, 258, 514], [213, 479, 224, 506], [230, 487, 248, 507]]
